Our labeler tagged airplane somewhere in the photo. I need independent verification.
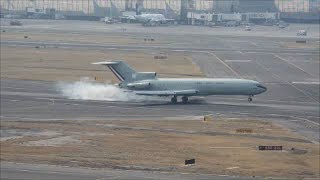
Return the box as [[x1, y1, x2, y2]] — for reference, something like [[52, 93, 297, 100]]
[[92, 60, 267, 103], [134, 14, 175, 26]]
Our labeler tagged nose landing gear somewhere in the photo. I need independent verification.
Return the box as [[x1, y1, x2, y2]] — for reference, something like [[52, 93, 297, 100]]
[[248, 95, 253, 102]]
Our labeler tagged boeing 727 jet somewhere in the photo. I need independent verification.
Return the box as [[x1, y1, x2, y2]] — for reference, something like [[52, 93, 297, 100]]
[[93, 60, 267, 103]]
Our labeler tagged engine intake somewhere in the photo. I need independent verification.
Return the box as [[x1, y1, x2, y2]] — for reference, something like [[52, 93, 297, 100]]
[[127, 82, 151, 89]]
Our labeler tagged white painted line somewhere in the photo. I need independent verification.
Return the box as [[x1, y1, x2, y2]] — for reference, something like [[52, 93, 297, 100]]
[[290, 120, 299, 122], [225, 60, 252, 62], [19, 117, 66, 121], [292, 82, 320, 85], [10, 100, 20, 102], [19, 169, 31, 172], [273, 54, 314, 77], [292, 116, 320, 126], [3, 86, 26, 90], [172, 50, 187, 52], [250, 42, 258, 46], [207, 52, 241, 78], [209, 147, 250, 149], [254, 61, 319, 103]]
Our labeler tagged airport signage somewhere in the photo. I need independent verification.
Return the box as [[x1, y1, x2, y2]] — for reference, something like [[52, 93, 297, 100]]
[[248, 13, 277, 19], [258, 146, 282, 151], [185, 158, 195, 165]]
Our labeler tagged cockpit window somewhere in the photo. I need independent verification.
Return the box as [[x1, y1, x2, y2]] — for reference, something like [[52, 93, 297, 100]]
[[256, 84, 266, 89]]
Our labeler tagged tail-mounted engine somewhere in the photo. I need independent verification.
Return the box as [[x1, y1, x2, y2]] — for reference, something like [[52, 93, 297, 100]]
[[126, 82, 151, 89]]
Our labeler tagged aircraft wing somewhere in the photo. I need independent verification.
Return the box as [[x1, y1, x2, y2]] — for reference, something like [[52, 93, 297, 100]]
[[134, 89, 198, 96]]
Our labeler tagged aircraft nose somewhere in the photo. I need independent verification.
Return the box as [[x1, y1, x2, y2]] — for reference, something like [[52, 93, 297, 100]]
[[260, 84, 267, 92], [255, 83, 267, 93]]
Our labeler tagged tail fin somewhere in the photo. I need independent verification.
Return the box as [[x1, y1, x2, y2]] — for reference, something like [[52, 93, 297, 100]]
[[92, 60, 136, 82]]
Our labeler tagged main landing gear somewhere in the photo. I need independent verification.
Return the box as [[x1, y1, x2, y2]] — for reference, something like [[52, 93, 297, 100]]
[[182, 96, 188, 103], [171, 96, 177, 103], [248, 95, 253, 102], [170, 96, 189, 104]]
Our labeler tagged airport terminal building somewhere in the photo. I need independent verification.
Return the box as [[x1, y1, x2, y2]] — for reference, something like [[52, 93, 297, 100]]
[[1, 0, 319, 22]]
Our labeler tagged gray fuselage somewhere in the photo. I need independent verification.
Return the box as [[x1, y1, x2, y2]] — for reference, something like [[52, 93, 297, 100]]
[[125, 78, 267, 96]]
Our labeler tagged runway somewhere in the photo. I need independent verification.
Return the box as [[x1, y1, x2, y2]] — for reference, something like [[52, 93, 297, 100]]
[[2, 40, 319, 54], [1, 162, 258, 180], [1, 78, 319, 142]]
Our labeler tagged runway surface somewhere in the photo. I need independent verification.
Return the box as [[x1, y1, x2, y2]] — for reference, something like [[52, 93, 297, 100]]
[[1, 162, 259, 180], [1, 78, 319, 142]]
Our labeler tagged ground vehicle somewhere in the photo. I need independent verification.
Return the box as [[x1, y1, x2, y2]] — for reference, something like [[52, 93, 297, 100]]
[[224, 21, 240, 27], [278, 21, 289, 28], [10, 20, 22, 26], [245, 25, 251, 31], [297, 30, 307, 36]]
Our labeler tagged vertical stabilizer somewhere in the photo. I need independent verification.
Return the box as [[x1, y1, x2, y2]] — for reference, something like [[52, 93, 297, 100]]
[[92, 60, 136, 82]]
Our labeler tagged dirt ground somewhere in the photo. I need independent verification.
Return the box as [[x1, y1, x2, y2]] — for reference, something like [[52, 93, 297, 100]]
[[1, 118, 319, 178], [1, 30, 172, 45], [1, 46, 203, 82]]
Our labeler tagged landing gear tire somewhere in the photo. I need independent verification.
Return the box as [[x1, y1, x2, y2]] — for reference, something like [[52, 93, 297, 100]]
[[248, 97, 253, 102], [182, 96, 188, 104], [171, 96, 177, 103]]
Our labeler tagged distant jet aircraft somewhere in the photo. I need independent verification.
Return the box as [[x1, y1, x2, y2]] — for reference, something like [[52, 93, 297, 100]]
[[92, 61, 267, 103], [134, 14, 175, 26]]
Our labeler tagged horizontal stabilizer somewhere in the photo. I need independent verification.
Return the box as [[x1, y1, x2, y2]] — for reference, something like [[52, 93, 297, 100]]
[[92, 61, 120, 65]]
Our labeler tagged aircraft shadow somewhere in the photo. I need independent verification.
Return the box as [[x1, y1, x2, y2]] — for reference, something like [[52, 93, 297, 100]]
[[139, 99, 262, 108], [139, 99, 207, 106]]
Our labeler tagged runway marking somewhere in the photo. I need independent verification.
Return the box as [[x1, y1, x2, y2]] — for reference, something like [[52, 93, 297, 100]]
[[207, 52, 241, 78], [36, 98, 55, 104], [19, 169, 31, 172], [292, 116, 320, 126], [244, 52, 317, 55], [17, 169, 67, 175], [250, 42, 258, 46], [225, 60, 251, 62], [254, 61, 319, 103], [172, 50, 187, 52], [10, 99, 20, 102], [3, 86, 26, 90], [229, 112, 320, 125], [209, 147, 250, 149], [292, 82, 320, 85], [273, 54, 315, 78]]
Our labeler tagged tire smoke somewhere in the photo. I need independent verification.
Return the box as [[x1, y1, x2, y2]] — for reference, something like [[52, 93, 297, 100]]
[[56, 78, 159, 102]]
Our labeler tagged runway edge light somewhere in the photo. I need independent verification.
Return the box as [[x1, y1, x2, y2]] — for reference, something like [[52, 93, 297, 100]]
[[203, 114, 213, 122]]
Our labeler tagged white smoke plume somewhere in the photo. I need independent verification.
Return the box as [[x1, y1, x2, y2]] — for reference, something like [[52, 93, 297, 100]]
[[56, 77, 160, 102]]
